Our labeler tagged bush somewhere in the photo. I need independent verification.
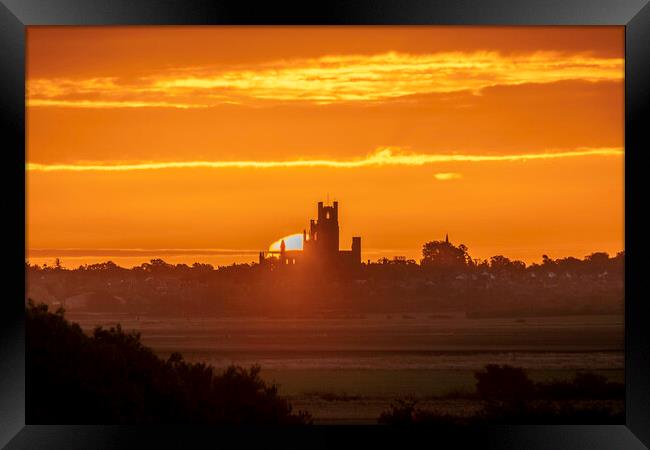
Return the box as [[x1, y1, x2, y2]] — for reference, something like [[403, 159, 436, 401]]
[[535, 371, 624, 400], [26, 301, 311, 424], [478, 399, 624, 424], [475, 364, 535, 401], [377, 398, 470, 425], [378, 399, 418, 425], [379, 364, 624, 425]]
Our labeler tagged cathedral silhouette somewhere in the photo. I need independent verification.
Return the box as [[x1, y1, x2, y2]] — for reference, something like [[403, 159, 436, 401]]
[[259, 201, 361, 270]]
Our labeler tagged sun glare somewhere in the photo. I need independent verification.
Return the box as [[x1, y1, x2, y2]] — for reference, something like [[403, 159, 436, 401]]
[[268, 233, 304, 252]]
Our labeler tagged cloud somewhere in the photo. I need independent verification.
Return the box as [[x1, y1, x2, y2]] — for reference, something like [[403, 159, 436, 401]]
[[435, 172, 463, 181], [27, 99, 206, 109], [27, 51, 623, 108], [26, 146, 623, 172]]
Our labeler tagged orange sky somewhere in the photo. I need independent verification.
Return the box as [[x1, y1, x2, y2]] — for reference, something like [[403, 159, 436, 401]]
[[26, 26, 624, 268]]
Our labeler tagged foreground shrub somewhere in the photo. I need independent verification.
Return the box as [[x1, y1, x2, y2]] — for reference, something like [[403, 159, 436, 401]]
[[536, 372, 624, 400], [26, 301, 311, 424], [377, 399, 470, 426], [475, 364, 535, 401], [379, 364, 624, 425]]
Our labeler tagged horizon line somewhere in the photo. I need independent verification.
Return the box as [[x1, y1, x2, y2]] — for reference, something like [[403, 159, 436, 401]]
[[26, 247, 624, 263]]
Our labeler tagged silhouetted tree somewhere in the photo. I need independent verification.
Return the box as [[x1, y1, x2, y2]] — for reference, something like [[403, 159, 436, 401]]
[[489, 255, 525, 277], [585, 252, 610, 275], [192, 262, 214, 272], [421, 240, 472, 273], [475, 364, 534, 402]]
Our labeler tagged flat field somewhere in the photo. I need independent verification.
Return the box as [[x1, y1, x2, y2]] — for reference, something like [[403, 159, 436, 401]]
[[67, 312, 624, 423]]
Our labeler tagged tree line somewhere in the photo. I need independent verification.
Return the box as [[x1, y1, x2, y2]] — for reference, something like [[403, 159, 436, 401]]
[[26, 239, 624, 317]]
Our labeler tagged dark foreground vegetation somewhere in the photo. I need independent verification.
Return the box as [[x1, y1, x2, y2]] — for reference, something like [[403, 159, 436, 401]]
[[378, 364, 624, 425], [26, 301, 311, 424], [27, 302, 623, 425], [26, 239, 623, 317]]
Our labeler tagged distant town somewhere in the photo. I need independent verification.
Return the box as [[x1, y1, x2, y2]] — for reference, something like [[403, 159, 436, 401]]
[[26, 201, 623, 318]]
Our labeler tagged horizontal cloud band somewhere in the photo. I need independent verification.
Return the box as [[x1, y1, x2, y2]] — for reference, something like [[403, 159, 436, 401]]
[[27, 147, 623, 172], [28, 51, 623, 107]]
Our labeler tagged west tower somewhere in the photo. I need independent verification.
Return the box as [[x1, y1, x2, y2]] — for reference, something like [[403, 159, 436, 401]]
[[309, 201, 340, 257]]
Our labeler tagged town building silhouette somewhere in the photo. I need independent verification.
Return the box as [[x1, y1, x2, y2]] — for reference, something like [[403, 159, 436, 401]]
[[259, 201, 361, 270]]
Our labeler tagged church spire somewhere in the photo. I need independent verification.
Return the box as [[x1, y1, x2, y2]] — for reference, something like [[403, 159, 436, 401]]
[[445, 233, 449, 244]]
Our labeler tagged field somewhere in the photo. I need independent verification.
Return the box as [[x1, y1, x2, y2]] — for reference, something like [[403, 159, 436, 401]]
[[66, 312, 624, 424]]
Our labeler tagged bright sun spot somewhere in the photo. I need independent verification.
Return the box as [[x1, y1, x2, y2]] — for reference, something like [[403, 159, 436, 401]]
[[268, 233, 304, 252]]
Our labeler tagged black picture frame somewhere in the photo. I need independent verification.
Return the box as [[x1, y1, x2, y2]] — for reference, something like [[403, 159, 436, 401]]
[[1, 1, 648, 448]]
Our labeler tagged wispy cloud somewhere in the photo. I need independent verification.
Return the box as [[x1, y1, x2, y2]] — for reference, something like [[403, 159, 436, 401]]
[[27, 51, 623, 108], [27, 99, 207, 109], [435, 172, 463, 181], [26, 147, 623, 172]]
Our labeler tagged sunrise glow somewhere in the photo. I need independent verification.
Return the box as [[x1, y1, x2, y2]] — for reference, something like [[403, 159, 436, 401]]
[[269, 234, 304, 252], [26, 26, 624, 267]]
